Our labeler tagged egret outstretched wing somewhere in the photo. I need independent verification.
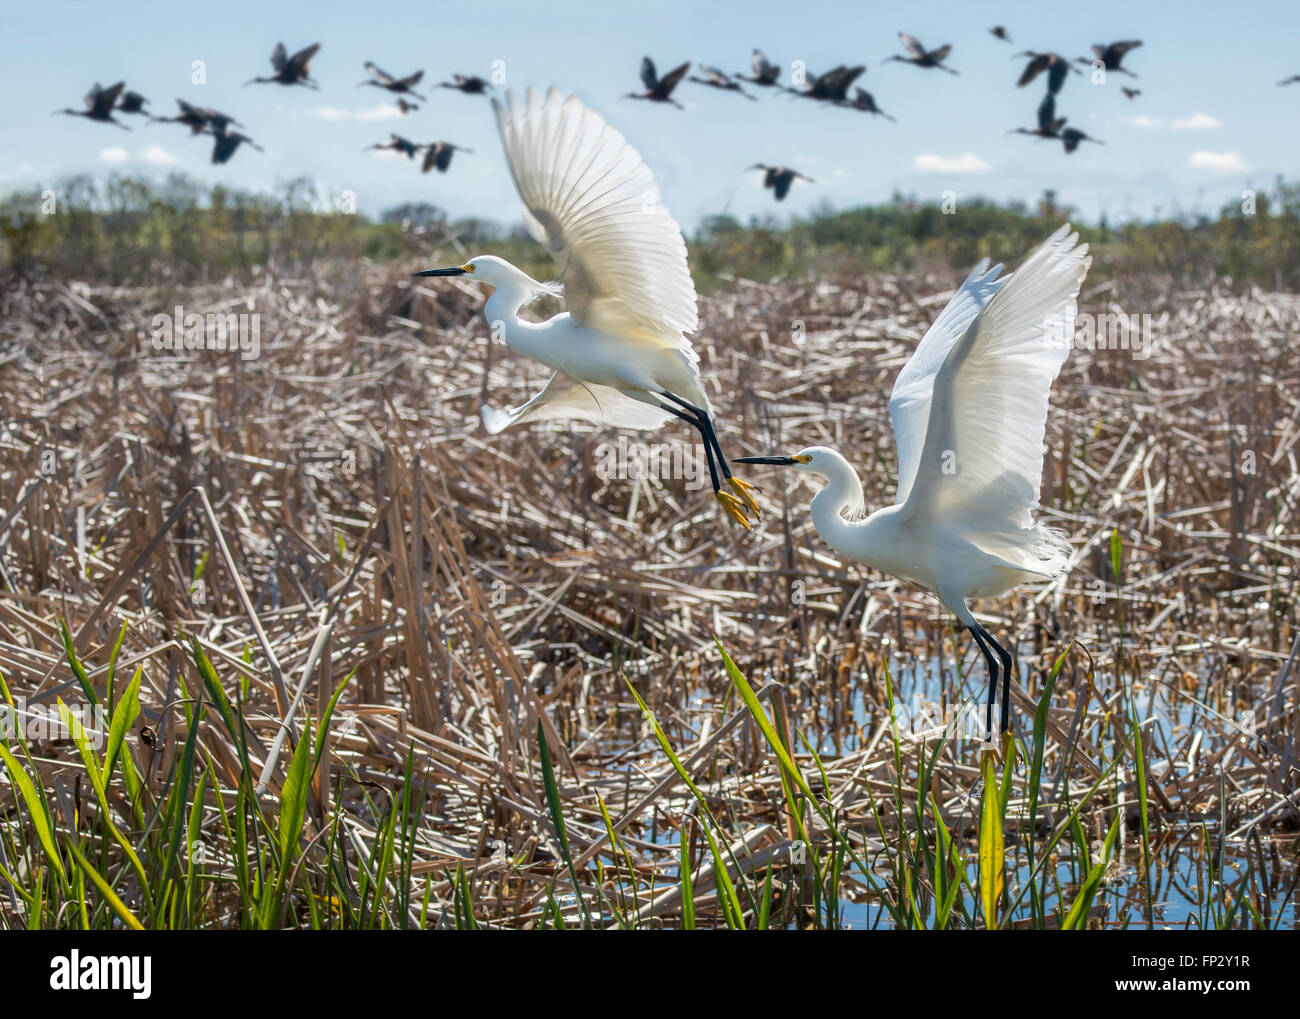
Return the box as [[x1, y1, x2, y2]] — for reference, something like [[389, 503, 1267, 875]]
[[902, 225, 1090, 545], [889, 259, 1006, 505], [481, 371, 673, 435], [492, 87, 699, 348]]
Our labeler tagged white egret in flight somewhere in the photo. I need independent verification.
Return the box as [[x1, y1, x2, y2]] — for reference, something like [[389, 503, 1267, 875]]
[[414, 88, 762, 528], [737, 226, 1090, 739]]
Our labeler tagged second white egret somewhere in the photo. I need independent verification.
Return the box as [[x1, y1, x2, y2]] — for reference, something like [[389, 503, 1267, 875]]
[[415, 87, 761, 528], [737, 225, 1090, 739]]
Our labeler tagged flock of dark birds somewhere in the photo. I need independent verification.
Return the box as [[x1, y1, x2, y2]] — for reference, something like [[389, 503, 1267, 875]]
[[52, 28, 1296, 200], [54, 41, 485, 171]]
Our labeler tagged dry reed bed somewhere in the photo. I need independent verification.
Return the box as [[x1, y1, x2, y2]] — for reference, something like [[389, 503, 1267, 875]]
[[0, 255, 1297, 926]]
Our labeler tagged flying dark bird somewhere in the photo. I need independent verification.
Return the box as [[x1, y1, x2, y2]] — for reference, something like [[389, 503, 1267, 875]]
[[153, 99, 242, 135], [1015, 51, 1079, 94], [397, 98, 419, 114], [1121, 87, 1141, 100], [1278, 75, 1300, 85], [990, 26, 1012, 43], [359, 62, 427, 101], [246, 42, 321, 88], [209, 127, 263, 164], [364, 134, 422, 159], [688, 65, 756, 100], [116, 90, 151, 116], [1009, 92, 1065, 140], [1059, 126, 1102, 154], [786, 64, 865, 102], [439, 73, 491, 95], [421, 141, 473, 173], [840, 87, 895, 121], [737, 48, 781, 86], [748, 163, 814, 201], [55, 82, 130, 129], [1077, 40, 1142, 77], [885, 33, 959, 74], [624, 56, 691, 108]]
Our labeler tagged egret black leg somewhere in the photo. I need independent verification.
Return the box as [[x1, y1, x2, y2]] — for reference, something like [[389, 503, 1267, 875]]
[[968, 625, 1001, 742], [974, 622, 1015, 735]]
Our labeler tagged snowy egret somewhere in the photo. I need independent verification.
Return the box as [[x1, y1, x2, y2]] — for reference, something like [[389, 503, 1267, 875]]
[[737, 225, 1090, 739], [413, 88, 762, 529]]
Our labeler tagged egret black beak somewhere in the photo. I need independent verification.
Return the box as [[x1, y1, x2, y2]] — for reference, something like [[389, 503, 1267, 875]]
[[733, 455, 798, 466], [413, 265, 469, 277]]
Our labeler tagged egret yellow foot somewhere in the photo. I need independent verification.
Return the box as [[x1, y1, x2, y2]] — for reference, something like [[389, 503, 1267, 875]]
[[727, 476, 762, 520], [716, 490, 756, 530]]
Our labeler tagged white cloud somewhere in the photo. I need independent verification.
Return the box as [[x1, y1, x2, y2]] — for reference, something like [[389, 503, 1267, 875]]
[[100, 145, 179, 167], [1171, 112, 1222, 130], [1187, 150, 1249, 173], [912, 152, 991, 174], [307, 104, 402, 121], [1123, 111, 1222, 131], [356, 104, 403, 121], [139, 146, 179, 166]]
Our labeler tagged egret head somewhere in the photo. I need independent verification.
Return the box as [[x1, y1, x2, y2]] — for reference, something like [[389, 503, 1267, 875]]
[[734, 446, 838, 476], [413, 254, 526, 289], [413, 255, 559, 303]]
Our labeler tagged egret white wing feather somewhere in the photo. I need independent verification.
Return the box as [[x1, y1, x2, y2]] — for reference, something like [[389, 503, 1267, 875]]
[[889, 259, 1006, 505], [481, 371, 673, 435], [903, 224, 1089, 569], [493, 87, 699, 349]]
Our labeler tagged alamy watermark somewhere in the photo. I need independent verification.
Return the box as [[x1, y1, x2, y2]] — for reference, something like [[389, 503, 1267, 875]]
[[0, 698, 106, 747], [149, 305, 260, 361], [594, 436, 709, 490], [1048, 310, 1154, 361]]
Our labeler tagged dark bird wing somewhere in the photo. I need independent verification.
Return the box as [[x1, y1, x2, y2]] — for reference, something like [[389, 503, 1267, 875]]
[[657, 61, 691, 95], [92, 82, 126, 117], [399, 70, 424, 88], [1109, 40, 1142, 59], [1017, 53, 1049, 87], [899, 33, 926, 59], [753, 49, 776, 79], [365, 62, 397, 86], [421, 144, 440, 173], [773, 171, 793, 200], [1046, 59, 1070, 94], [271, 43, 288, 71], [929, 44, 952, 62], [833, 65, 866, 98], [1036, 92, 1057, 133], [290, 43, 321, 75], [640, 56, 658, 90]]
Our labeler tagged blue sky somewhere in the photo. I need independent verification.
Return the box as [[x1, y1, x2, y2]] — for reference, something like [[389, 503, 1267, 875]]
[[2, 0, 1295, 231]]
